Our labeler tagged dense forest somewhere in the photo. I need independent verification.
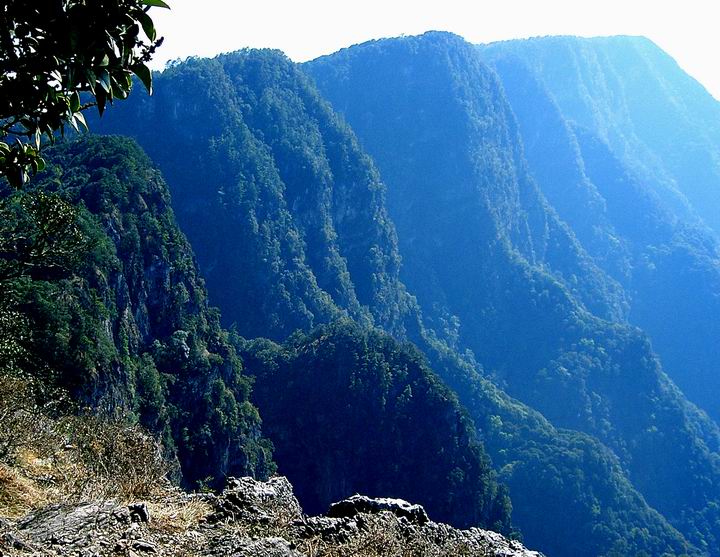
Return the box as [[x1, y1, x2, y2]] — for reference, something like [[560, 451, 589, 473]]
[[237, 320, 512, 533], [5, 27, 720, 557]]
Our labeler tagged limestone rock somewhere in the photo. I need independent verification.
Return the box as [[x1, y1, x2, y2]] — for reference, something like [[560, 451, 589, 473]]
[[208, 476, 302, 524], [327, 494, 429, 524], [0, 476, 543, 556], [17, 500, 121, 545]]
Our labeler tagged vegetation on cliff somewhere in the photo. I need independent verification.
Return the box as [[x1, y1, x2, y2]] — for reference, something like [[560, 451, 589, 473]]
[[0, 135, 274, 489]]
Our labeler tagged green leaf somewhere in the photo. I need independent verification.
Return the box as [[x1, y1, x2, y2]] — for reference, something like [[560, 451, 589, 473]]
[[69, 91, 81, 113], [97, 70, 111, 93], [73, 112, 88, 131], [86, 69, 97, 94], [132, 64, 153, 95], [96, 89, 107, 117], [64, 67, 76, 89], [141, 0, 170, 8], [138, 12, 156, 42]]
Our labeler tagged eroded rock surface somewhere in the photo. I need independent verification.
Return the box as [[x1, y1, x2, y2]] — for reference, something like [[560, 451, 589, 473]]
[[0, 476, 542, 557], [207, 476, 302, 524], [327, 494, 430, 524]]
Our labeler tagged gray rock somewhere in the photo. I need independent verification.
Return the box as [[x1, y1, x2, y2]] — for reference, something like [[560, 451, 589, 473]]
[[1, 477, 542, 557], [455, 527, 544, 557], [209, 476, 302, 524], [294, 515, 361, 543], [230, 536, 305, 557], [2, 530, 36, 552], [327, 494, 429, 525], [132, 538, 157, 552], [17, 500, 120, 545]]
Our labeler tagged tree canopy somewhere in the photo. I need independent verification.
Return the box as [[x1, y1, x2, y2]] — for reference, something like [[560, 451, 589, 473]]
[[0, 0, 168, 187]]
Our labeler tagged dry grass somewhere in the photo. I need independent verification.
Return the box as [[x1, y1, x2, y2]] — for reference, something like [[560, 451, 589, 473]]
[[0, 377, 169, 519], [147, 497, 212, 533], [54, 415, 169, 501], [297, 517, 414, 557], [296, 515, 489, 557], [0, 463, 49, 518]]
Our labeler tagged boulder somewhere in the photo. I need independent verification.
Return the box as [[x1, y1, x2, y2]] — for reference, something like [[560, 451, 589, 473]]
[[327, 494, 429, 525], [208, 476, 302, 524], [17, 500, 122, 545]]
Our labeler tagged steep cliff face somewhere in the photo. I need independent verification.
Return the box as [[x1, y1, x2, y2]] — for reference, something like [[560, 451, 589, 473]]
[[306, 31, 720, 555], [92, 63, 525, 534], [80, 39, 717, 555], [482, 38, 720, 425], [313, 33, 628, 323], [307, 32, 629, 382], [238, 321, 512, 533], [2, 136, 274, 488], [93, 50, 415, 341], [483, 35, 720, 233]]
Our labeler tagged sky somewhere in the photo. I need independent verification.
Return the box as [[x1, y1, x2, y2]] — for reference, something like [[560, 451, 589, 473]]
[[148, 0, 720, 99]]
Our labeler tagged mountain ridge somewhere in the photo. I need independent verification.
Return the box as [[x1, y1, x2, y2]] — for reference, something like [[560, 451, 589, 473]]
[[307, 30, 720, 555]]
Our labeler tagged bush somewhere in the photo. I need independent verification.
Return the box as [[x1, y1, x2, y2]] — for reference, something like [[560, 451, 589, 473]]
[[57, 414, 171, 500], [0, 376, 57, 465]]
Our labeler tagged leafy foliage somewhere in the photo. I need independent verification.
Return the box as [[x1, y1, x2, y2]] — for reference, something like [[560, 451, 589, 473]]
[[0, 190, 87, 282], [0, 0, 167, 186]]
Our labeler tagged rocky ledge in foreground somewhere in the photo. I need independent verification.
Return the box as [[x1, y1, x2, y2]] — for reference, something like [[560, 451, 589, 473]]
[[0, 476, 542, 556]]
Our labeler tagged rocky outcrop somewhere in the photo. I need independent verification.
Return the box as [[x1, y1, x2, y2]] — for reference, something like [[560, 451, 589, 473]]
[[327, 494, 429, 524], [207, 476, 302, 524], [0, 476, 542, 557]]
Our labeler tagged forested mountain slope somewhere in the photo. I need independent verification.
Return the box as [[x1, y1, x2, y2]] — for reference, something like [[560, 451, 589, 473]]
[[0, 136, 274, 488], [307, 31, 720, 555], [0, 135, 523, 539], [93, 50, 417, 341], [483, 35, 720, 233], [89, 44, 715, 556], [482, 37, 720, 423], [237, 320, 513, 532]]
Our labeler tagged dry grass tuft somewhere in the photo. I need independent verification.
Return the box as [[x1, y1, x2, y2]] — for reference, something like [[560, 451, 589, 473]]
[[54, 415, 169, 501], [147, 497, 212, 533], [0, 463, 49, 518]]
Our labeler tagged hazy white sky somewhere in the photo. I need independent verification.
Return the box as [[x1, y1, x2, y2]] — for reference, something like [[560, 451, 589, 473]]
[[149, 0, 720, 99]]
